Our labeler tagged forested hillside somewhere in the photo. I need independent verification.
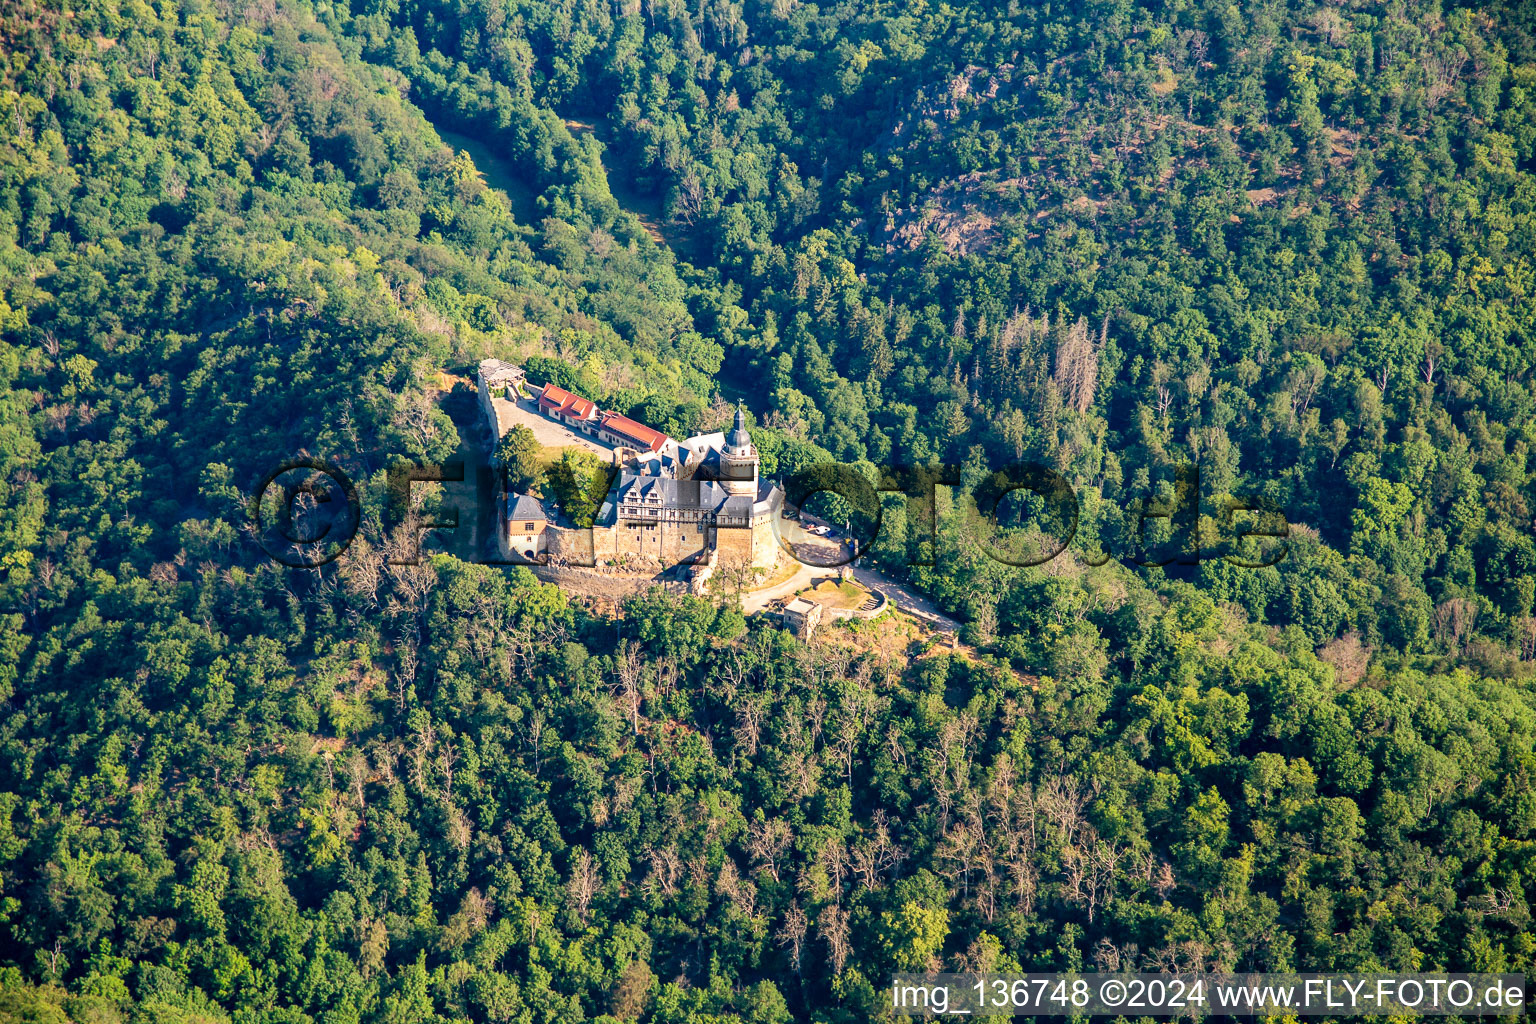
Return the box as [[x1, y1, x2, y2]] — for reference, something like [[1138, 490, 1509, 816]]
[[365, 0, 1536, 655], [2, 0, 1536, 1020]]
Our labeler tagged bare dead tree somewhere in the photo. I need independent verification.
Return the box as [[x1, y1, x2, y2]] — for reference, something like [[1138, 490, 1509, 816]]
[[820, 837, 849, 900], [1186, 28, 1210, 64], [1518, 617, 1536, 661], [523, 710, 545, 776], [1423, 49, 1466, 110], [1318, 630, 1373, 687], [567, 848, 600, 923], [383, 521, 440, 609], [782, 748, 819, 801], [1052, 315, 1100, 413], [339, 538, 384, 607], [394, 635, 417, 712], [1310, 8, 1347, 46], [344, 752, 369, 809], [711, 647, 752, 706], [408, 720, 436, 790], [831, 687, 878, 782], [818, 903, 851, 975], [933, 799, 986, 902], [644, 846, 683, 898], [1061, 830, 1124, 924], [807, 696, 827, 748], [1038, 774, 1090, 849], [776, 902, 809, 973], [975, 856, 1000, 923], [747, 817, 794, 882], [716, 859, 758, 919], [676, 172, 706, 225], [1472, 888, 1522, 917], [989, 779, 1041, 914], [372, 743, 398, 787], [438, 740, 460, 800], [1144, 939, 1210, 974], [653, 652, 680, 696], [1434, 597, 1478, 651], [1093, 936, 1125, 973], [733, 693, 770, 760], [614, 640, 644, 736], [1286, 359, 1326, 424], [849, 812, 907, 889], [444, 803, 471, 851]]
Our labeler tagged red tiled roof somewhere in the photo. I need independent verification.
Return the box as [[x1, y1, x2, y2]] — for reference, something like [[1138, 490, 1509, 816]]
[[539, 384, 596, 418], [601, 412, 668, 452]]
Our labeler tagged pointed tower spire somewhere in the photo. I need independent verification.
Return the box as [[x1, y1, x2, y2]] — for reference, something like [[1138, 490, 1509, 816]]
[[721, 400, 758, 495], [727, 401, 751, 449]]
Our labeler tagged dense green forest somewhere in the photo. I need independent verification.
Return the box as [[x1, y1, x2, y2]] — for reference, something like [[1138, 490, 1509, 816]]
[[3, 0, 1536, 1019]]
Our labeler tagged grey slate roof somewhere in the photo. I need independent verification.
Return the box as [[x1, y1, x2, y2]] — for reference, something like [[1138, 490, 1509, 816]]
[[507, 492, 547, 521], [681, 429, 753, 485], [620, 476, 744, 512], [615, 473, 781, 520]]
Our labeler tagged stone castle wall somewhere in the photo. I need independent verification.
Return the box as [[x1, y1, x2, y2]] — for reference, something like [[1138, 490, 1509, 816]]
[[547, 524, 596, 564], [609, 520, 713, 566], [549, 516, 780, 570]]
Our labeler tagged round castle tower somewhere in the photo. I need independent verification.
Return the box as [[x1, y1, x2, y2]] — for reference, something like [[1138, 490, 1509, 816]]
[[720, 403, 759, 497]]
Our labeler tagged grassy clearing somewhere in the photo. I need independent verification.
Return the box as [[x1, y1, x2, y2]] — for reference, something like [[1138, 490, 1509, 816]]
[[807, 578, 872, 611]]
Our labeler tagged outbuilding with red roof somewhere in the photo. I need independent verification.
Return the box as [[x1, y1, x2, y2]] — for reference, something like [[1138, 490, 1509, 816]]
[[600, 412, 670, 452], [537, 383, 600, 430]]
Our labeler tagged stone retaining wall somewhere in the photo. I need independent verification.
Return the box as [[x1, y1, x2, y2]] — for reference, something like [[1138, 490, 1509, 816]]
[[530, 563, 686, 601], [826, 586, 891, 621]]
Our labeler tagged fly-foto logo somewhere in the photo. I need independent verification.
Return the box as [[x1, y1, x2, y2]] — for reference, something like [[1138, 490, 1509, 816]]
[[250, 458, 1290, 569]]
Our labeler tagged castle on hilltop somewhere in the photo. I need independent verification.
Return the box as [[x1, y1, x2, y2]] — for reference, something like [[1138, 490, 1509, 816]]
[[477, 359, 784, 574]]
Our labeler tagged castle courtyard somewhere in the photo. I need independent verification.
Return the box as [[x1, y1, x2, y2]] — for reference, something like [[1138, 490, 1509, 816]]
[[485, 388, 615, 458]]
